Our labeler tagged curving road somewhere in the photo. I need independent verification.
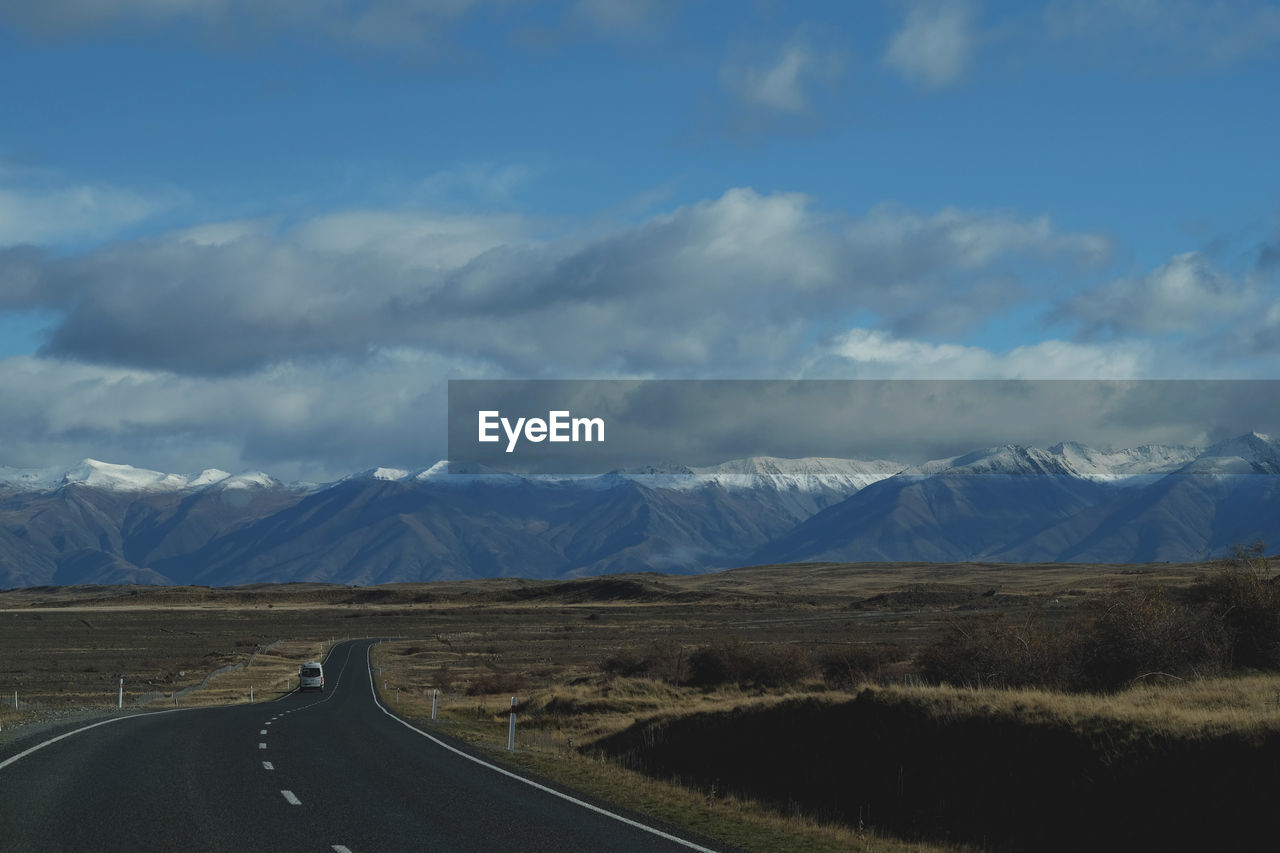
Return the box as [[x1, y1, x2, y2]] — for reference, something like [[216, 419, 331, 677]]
[[0, 639, 720, 852]]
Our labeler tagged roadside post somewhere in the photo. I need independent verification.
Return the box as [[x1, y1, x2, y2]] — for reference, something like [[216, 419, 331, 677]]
[[508, 697, 517, 751], [118, 678, 123, 709], [431, 689, 438, 720]]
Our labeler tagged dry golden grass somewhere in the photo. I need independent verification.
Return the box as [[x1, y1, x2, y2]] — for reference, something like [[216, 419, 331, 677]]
[[867, 672, 1280, 738], [372, 647, 966, 853]]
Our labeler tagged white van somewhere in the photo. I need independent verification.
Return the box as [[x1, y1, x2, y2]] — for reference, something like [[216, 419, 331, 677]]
[[299, 661, 325, 692]]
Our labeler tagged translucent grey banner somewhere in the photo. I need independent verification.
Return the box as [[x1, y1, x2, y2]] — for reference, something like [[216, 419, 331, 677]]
[[447, 380, 1280, 475]]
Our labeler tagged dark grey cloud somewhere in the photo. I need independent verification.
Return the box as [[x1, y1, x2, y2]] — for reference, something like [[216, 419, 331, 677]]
[[4, 190, 1110, 379]]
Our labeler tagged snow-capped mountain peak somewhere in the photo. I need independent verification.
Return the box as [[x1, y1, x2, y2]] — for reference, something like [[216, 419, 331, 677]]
[[1183, 432, 1280, 475], [689, 456, 904, 493], [906, 442, 1200, 484], [62, 459, 188, 492], [412, 461, 450, 480], [187, 468, 232, 487], [214, 471, 279, 490], [345, 467, 411, 482]]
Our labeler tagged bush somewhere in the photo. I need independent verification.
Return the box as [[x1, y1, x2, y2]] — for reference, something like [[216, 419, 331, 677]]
[[1188, 541, 1280, 669], [813, 643, 900, 688], [1076, 589, 1227, 691], [917, 589, 1233, 693], [601, 648, 650, 678], [600, 640, 687, 681], [917, 613, 1083, 690], [685, 638, 813, 689], [465, 670, 526, 696]]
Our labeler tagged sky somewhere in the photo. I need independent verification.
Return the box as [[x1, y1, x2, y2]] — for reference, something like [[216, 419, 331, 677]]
[[0, 0, 1278, 480]]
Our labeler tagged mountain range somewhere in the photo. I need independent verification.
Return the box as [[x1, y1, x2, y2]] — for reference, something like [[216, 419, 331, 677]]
[[1, 434, 1277, 588]]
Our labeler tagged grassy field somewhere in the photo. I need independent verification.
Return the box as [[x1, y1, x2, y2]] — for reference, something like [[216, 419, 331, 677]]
[[0, 560, 1255, 851]]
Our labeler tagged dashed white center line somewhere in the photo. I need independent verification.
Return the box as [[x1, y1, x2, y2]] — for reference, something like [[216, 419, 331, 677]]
[[258, 742, 267, 750], [281, 790, 301, 805], [332, 846, 353, 853], [260, 729, 268, 734]]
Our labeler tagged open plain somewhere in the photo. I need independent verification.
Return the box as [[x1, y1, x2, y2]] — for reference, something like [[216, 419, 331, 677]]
[[2, 559, 1272, 851]]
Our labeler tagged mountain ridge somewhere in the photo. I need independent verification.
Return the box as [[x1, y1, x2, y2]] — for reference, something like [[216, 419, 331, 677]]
[[0, 435, 1276, 587]]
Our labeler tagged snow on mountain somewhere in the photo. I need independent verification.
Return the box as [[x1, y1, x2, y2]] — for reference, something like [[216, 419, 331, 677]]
[[0, 459, 285, 493], [344, 467, 411, 482], [412, 461, 449, 480], [215, 471, 280, 490], [907, 442, 1199, 484], [1179, 432, 1280, 475], [187, 468, 232, 487], [689, 456, 904, 493], [1048, 442, 1201, 483], [62, 459, 189, 492], [908, 445, 1082, 478], [0, 463, 66, 491]]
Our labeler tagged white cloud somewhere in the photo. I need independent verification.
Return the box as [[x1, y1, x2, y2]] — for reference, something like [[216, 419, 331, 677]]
[[721, 36, 845, 114], [1044, 0, 1280, 67], [1055, 251, 1253, 337], [883, 0, 978, 89], [0, 0, 488, 49], [416, 163, 540, 206], [570, 0, 669, 34], [0, 181, 171, 247], [290, 209, 528, 270], [819, 328, 1151, 378]]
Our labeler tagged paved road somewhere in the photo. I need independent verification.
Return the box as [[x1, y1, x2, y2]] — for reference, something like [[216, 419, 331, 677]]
[[0, 639, 719, 852]]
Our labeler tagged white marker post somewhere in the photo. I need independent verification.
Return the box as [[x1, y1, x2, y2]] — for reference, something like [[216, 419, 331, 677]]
[[118, 678, 123, 710], [431, 689, 438, 720], [507, 697, 517, 751]]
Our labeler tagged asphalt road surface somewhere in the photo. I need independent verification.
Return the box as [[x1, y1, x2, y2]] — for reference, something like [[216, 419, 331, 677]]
[[0, 639, 720, 852]]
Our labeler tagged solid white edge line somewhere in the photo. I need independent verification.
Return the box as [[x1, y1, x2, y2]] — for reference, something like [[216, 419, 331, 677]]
[[364, 643, 719, 853], [281, 789, 301, 805], [0, 705, 193, 771]]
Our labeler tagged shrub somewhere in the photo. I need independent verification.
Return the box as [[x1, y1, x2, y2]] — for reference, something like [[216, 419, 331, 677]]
[[601, 640, 687, 682], [1076, 589, 1227, 691], [1188, 541, 1280, 669], [465, 670, 526, 696], [685, 638, 813, 689], [917, 613, 1083, 690], [814, 643, 900, 688]]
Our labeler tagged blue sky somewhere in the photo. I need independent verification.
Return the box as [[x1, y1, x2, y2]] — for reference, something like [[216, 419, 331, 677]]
[[0, 1, 1278, 478]]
